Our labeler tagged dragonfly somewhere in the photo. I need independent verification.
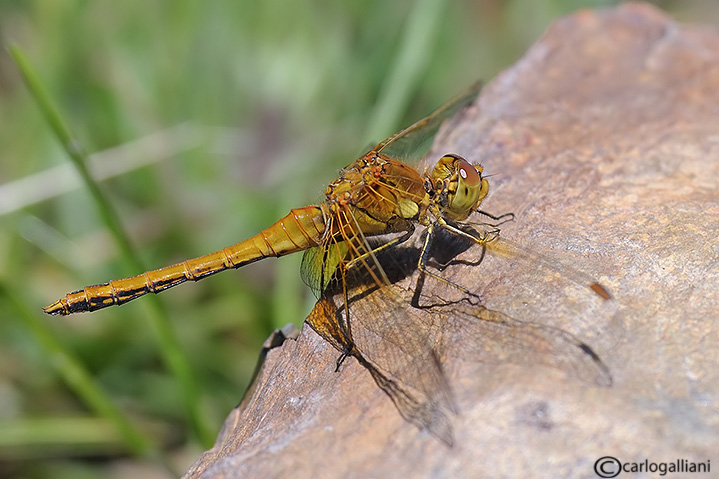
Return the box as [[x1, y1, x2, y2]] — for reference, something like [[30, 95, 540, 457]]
[[45, 82, 613, 443]]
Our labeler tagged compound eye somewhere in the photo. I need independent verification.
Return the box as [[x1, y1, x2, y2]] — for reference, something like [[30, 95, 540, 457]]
[[457, 158, 480, 187], [448, 155, 488, 219]]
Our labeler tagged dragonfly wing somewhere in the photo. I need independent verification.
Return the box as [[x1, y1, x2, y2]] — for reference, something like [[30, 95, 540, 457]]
[[440, 301, 612, 387], [346, 282, 458, 444], [300, 200, 381, 297], [301, 242, 349, 298], [361, 355, 455, 447], [479, 235, 613, 300], [374, 82, 482, 165], [306, 290, 456, 445]]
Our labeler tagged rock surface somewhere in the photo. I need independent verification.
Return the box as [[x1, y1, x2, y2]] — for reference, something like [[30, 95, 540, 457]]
[[185, 3, 719, 478]]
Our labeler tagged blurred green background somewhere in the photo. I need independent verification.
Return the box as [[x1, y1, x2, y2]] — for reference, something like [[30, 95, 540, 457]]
[[0, 0, 714, 477]]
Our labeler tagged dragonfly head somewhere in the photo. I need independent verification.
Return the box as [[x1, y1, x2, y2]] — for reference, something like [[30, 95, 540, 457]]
[[429, 154, 489, 221]]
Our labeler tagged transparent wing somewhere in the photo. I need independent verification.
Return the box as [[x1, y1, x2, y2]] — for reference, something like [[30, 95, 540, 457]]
[[307, 280, 458, 446], [308, 270, 611, 446], [301, 243, 346, 298], [439, 300, 613, 387], [482, 235, 612, 300], [373, 82, 482, 165]]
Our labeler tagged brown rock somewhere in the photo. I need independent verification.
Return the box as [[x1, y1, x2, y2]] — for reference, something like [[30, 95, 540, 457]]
[[185, 3, 719, 478]]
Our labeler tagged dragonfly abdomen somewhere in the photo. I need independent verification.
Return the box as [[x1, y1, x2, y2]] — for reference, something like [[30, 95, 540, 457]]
[[44, 206, 326, 315]]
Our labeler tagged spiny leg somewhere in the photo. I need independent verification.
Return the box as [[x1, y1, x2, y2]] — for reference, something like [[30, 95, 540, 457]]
[[334, 345, 353, 372], [436, 216, 500, 245], [476, 210, 515, 225], [342, 226, 415, 275], [416, 222, 485, 297]]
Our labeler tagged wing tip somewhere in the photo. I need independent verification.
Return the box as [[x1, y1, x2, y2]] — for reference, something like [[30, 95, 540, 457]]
[[590, 282, 612, 300]]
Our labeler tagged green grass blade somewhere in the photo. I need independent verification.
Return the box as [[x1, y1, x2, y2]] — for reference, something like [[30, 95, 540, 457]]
[[0, 281, 178, 474], [8, 44, 215, 448]]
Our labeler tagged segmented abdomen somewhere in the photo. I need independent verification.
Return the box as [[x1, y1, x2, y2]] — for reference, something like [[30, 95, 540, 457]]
[[44, 206, 326, 315]]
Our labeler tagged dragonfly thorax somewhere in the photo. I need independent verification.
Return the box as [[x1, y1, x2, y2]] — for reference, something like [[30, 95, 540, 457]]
[[322, 154, 429, 239], [426, 154, 489, 222]]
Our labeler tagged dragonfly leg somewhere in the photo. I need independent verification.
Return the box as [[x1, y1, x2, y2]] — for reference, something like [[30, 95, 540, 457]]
[[342, 226, 415, 275], [340, 267, 354, 349], [416, 223, 474, 296], [436, 216, 500, 246], [476, 209, 515, 225], [334, 344, 353, 372]]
